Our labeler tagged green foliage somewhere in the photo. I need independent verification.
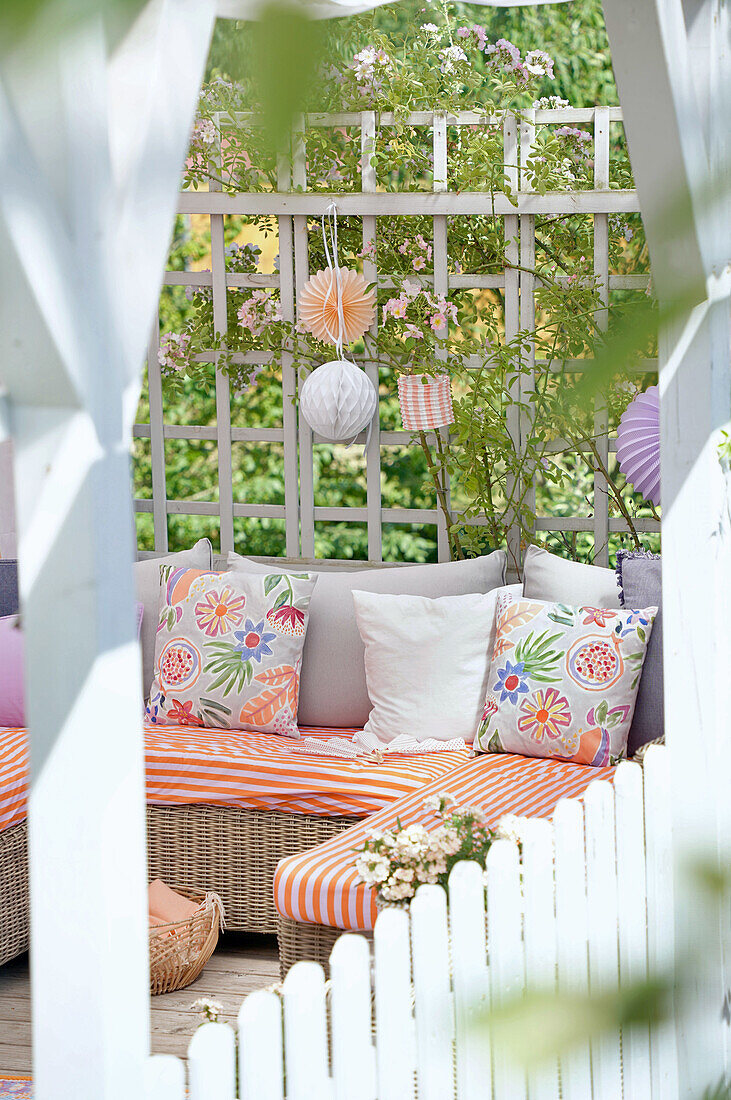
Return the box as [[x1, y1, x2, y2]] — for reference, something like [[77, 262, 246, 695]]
[[0, 0, 144, 51]]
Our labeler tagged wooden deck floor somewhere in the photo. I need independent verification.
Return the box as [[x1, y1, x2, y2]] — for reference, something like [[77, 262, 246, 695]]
[[0, 933, 280, 1076]]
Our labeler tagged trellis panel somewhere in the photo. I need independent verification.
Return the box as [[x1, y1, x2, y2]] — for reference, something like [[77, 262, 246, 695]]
[[361, 110, 383, 562], [593, 106, 611, 565], [210, 137, 235, 555], [293, 115, 315, 559], [276, 152, 301, 558], [139, 107, 659, 565]]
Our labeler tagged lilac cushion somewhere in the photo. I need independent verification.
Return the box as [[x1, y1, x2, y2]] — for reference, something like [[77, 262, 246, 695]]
[[0, 616, 24, 726], [0, 601, 142, 729], [0, 560, 19, 617], [616, 550, 663, 753]]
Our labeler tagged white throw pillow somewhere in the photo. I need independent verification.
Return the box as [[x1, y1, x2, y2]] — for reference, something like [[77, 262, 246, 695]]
[[352, 587, 518, 745], [228, 549, 507, 727], [523, 545, 620, 608]]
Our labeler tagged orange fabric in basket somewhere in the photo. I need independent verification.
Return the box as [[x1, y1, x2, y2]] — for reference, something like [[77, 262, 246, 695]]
[[0, 721, 469, 834], [148, 879, 198, 924], [273, 751, 617, 933]]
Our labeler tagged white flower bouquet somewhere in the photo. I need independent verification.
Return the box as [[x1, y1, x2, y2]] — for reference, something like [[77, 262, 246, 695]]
[[353, 795, 497, 906]]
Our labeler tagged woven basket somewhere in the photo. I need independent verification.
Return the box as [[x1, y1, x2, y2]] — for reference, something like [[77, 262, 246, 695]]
[[149, 887, 225, 996]]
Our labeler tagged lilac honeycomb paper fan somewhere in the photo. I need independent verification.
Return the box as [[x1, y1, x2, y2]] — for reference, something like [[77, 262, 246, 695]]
[[616, 385, 660, 506]]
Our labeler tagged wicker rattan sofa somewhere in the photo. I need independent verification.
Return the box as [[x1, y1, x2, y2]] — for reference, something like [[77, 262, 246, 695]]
[[0, 821, 28, 966], [0, 805, 358, 965]]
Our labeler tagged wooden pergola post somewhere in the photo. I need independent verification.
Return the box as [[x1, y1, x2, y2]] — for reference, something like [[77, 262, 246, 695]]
[[0, 2, 214, 1096], [604, 0, 731, 1092], [0, 0, 727, 1094]]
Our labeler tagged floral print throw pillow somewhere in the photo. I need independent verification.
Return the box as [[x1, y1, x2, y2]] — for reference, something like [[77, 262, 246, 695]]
[[146, 568, 317, 737], [474, 593, 657, 766]]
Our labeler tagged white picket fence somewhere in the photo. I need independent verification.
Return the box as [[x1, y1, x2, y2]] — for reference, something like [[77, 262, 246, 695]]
[[145, 747, 679, 1099]]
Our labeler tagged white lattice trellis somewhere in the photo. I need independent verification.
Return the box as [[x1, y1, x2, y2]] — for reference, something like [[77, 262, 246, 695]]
[[136, 106, 659, 568]]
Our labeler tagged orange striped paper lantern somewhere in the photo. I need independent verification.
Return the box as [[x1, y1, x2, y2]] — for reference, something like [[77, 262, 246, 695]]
[[398, 374, 454, 431]]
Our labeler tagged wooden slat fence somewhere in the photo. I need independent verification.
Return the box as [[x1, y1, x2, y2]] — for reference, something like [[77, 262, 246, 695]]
[[136, 107, 659, 568], [145, 747, 679, 1099]]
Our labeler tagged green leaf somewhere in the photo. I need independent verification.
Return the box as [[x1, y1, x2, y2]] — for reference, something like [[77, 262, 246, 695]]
[[199, 696, 231, 715], [514, 629, 563, 683], [264, 574, 284, 595]]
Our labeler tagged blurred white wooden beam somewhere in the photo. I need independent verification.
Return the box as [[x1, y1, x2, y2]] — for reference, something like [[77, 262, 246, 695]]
[[606, 0, 731, 1092], [215, 0, 571, 17], [0, 3, 215, 1099], [602, 0, 709, 303]]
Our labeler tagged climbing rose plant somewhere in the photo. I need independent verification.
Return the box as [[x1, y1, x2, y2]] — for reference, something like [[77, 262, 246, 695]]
[[160, 9, 654, 571]]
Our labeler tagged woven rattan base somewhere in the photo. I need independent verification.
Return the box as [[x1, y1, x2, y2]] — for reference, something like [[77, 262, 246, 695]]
[[276, 915, 372, 979], [0, 805, 358, 967], [147, 804, 359, 934], [0, 822, 29, 966]]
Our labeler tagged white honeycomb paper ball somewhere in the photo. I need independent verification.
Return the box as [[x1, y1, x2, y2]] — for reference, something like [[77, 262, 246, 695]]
[[299, 359, 378, 442]]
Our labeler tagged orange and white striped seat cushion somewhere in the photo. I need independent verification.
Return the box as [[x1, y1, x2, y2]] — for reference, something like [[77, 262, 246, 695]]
[[0, 727, 26, 835], [274, 752, 616, 932], [0, 722, 469, 834]]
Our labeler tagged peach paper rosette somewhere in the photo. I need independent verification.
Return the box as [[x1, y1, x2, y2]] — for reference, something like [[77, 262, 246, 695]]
[[298, 268, 376, 346]]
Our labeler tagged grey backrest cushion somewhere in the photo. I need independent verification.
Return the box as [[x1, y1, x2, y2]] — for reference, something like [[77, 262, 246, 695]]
[[136, 539, 213, 700], [228, 550, 507, 727], [523, 545, 621, 608], [617, 550, 663, 753], [0, 560, 19, 617]]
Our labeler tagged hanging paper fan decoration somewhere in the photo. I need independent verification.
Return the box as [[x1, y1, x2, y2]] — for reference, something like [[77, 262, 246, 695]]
[[616, 384, 661, 506], [398, 374, 454, 431], [299, 267, 376, 346], [297, 203, 378, 445]]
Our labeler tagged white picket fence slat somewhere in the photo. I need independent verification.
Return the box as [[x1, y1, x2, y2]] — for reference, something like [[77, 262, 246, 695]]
[[553, 797, 593, 1100], [330, 934, 377, 1100], [486, 838, 527, 1100], [144, 1054, 186, 1100], [522, 818, 560, 1100], [585, 780, 623, 1099], [282, 961, 332, 1100], [614, 761, 652, 1098], [238, 990, 284, 1100], [644, 746, 679, 1100], [146, 749, 682, 1100], [411, 884, 455, 1100], [373, 907, 417, 1100], [449, 860, 492, 1100], [188, 1022, 236, 1100]]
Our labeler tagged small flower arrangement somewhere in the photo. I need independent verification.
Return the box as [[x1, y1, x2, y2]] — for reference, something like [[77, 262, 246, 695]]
[[353, 794, 496, 906], [190, 997, 224, 1023]]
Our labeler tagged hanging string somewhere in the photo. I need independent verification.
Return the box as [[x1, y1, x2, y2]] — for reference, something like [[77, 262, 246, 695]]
[[320, 201, 347, 357], [319, 201, 374, 452]]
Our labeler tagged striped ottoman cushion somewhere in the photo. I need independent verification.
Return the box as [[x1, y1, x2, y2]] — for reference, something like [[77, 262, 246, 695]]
[[273, 752, 615, 932]]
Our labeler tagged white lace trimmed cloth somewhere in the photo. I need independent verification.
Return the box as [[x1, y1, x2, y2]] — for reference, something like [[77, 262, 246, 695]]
[[292, 730, 467, 761]]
